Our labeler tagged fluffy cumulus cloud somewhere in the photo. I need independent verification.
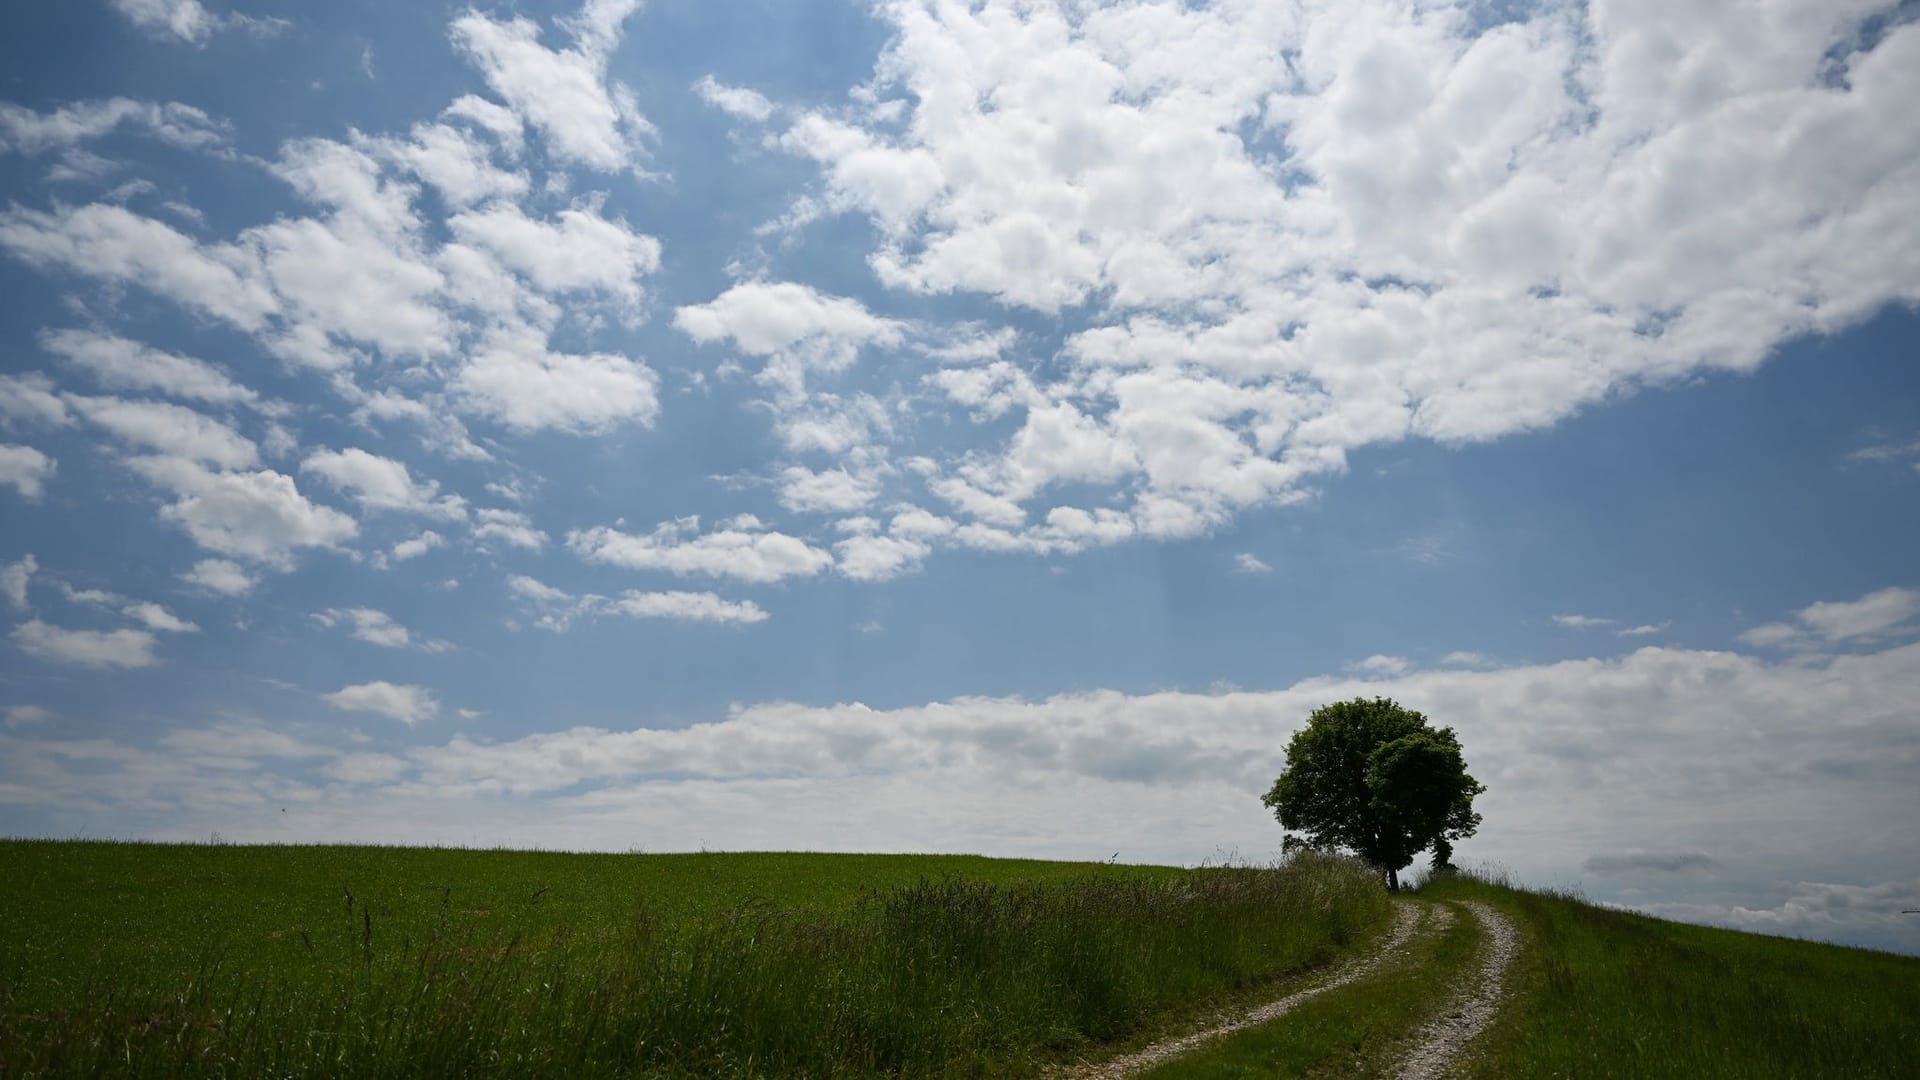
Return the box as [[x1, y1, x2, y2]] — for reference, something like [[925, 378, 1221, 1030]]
[[453, 327, 659, 434], [1, 554, 36, 611], [0, 18, 663, 453], [321, 680, 440, 725], [1739, 586, 1920, 651], [313, 608, 449, 651], [656, 0, 1920, 571], [127, 456, 357, 568], [39, 329, 264, 410], [0, 97, 227, 154], [568, 515, 834, 584], [11, 619, 159, 668], [179, 558, 255, 596], [0, 444, 55, 498], [449, 0, 650, 171], [508, 575, 769, 629], [301, 448, 466, 519]]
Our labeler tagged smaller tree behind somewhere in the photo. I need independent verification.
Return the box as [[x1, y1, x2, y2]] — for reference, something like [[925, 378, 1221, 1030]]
[[1262, 697, 1485, 891]]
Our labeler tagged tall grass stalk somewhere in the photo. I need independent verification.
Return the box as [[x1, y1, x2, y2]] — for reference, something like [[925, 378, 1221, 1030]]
[[1, 852, 1388, 1078]]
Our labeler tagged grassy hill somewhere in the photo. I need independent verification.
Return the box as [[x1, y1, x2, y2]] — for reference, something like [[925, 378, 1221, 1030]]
[[1414, 871, 1919, 1079], [1, 841, 1913, 1077], [0, 841, 1388, 1077]]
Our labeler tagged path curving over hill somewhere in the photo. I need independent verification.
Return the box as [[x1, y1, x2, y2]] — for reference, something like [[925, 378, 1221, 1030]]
[[1059, 900, 1441, 1079], [1392, 900, 1520, 1079]]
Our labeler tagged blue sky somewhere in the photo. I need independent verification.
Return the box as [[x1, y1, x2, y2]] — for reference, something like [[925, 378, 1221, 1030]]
[[2, 0, 1918, 952]]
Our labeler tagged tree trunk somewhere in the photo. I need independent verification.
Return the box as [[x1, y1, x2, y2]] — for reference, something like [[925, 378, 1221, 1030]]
[[1387, 866, 1400, 893]]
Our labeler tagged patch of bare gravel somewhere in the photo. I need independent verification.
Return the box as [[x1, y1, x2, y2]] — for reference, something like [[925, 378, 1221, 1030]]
[[1392, 900, 1519, 1080], [1056, 901, 1440, 1079]]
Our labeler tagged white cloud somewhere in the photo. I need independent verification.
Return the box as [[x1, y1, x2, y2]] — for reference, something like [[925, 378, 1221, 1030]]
[[3, 704, 52, 728], [473, 508, 547, 551], [366, 122, 529, 209], [1440, 650, 1495, 667], [123, 601, 198, 634], [1797, 587, 1920, 642], [603, 591, 768, 625], [0, 373, 72, 429], [301, 448, 466, 520], [179, 558, 254, 596], [7, 634, 1919, 951], [67, 395, 259, 470], [1346, 653, 1410, 676], [741, 0, 1920, 565], [1, 554, 35, 611], [693, 75, 775, 122], [0, 204, 279, 331], [0, 444, 55, 499], [314, 607, 447, 651], [454, 326, 659, 434], [1552, 613, 1615, 629], [12, 619, 158, 669], [109, 0, 219, 44], [390, 530, 446, 562], [777, 464, 884, 514], [321, 680, 440, 725], [506, 574, 570, 604], [126, 455, 357, 568], [674, 281, 902, 397], [1737, 621, 1804, 649], [40, 329, 264, 411], [1740, 585, 1920, 650], [447, 203, 660, 309], [568, 515, 834, 584], [443, 95, 525, 157], [508, 574, 768, 629], [449, 0, 650, 171], [0, 97, 227, 154], [1618, 622, 1669, 637], [1848, 436, 1920, 471], [1723, 880, 1920, 945], [833, 532, 932, 583], [1232, 553, 1272, 574]]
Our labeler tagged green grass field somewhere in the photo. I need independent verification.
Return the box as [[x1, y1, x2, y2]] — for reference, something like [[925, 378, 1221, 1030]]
[[1417, 872, 1920, 1079], [5, 842, 1914, 1078], [0, 842, 1390, 1077]]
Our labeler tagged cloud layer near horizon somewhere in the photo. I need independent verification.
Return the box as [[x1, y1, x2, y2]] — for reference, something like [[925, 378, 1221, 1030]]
[[5, 635, 1916, 950]]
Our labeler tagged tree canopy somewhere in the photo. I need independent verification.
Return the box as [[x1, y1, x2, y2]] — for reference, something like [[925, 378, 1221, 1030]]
[[1261, 697, 1484, 891]]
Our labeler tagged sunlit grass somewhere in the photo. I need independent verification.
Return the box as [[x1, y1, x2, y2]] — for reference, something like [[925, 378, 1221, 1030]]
[[0, 841, 1389, 1077]]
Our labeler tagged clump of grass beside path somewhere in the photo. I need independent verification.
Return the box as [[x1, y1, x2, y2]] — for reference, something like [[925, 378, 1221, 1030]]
[[0, 842, 1390, 1077]]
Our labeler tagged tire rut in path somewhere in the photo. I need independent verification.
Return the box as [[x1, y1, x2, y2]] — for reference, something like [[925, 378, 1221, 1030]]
[[1056, 901, 1440, 1079], [1391, 900, 1519, 1080]]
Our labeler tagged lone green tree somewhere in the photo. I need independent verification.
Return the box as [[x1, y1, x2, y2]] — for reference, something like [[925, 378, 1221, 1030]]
[[1261, 697, 1485, 892]]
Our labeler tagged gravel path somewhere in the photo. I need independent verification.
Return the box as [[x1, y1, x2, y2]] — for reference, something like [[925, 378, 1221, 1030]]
[[1056, 901, 1439, 1079], [1392, 901, 1519, 1080]]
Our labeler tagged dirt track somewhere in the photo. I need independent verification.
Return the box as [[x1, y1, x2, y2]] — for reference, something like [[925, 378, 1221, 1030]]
[[1057, 901, 1442, 1078], [1391, 900, 1519, 1079]]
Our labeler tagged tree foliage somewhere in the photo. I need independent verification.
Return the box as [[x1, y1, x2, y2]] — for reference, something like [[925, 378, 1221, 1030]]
[[1261, 697, 1485, 891]]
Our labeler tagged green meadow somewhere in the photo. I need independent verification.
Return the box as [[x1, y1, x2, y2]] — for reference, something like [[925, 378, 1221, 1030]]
[[4, 842, 1914, 1077], [0, 842, 1389, 1077], [1416, 871, 1920, 1079]]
